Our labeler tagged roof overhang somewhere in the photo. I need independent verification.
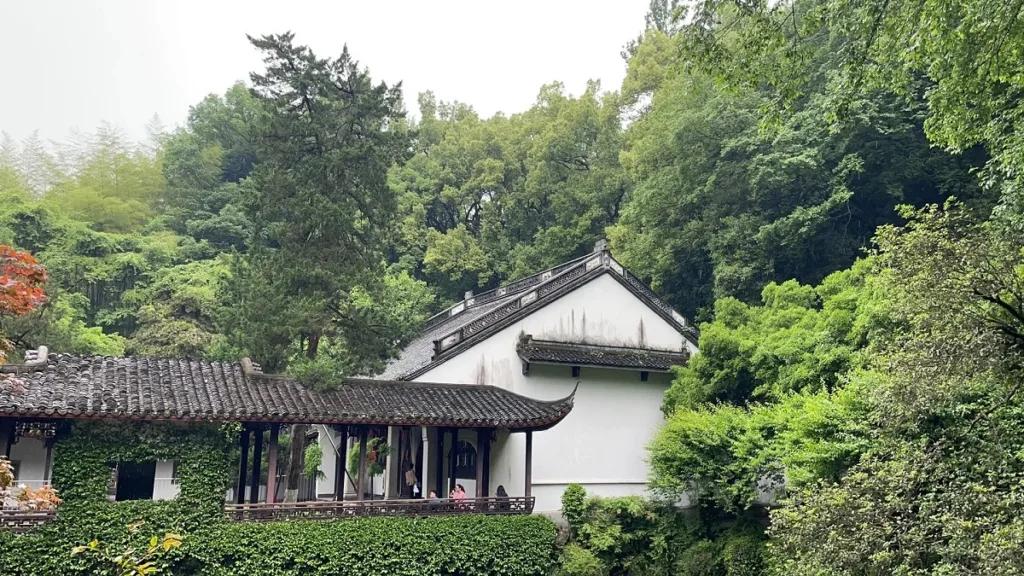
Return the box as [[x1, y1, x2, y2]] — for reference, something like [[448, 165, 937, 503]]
[[0, 352, 577, 432]]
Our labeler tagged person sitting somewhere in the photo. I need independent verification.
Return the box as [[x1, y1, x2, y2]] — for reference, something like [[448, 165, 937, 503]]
[[495, 485, 510, 512], [451, 483, 468, 509]]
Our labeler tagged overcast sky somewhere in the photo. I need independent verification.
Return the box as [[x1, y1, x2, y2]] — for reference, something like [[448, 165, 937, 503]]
[[0, 0, 648, 144]]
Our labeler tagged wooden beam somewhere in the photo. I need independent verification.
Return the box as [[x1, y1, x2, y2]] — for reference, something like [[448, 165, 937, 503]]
[[356, 427, 368, 502], [334, 425, 348, 501], [524, 431, 533, 499], [249, 425, 263, 504], [475, 429, 485, 497], [571, 366, 580, 377], [235, 425, 250, 504], [434, 427, 444, 498], [266, 424, 280, 504]]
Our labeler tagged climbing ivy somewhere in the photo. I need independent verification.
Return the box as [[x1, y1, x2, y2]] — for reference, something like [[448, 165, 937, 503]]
[[0, 421, 231, 575]]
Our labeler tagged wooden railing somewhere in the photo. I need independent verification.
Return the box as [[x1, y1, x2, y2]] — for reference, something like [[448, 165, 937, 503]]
[[224, 496, 535, 522], [0, 509, 57, 533]]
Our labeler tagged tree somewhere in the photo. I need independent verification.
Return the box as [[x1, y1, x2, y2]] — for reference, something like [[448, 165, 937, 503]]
[[675, 0, 1023, 189], [235, 32, 412, 501], [0, 245, 47, 364], [769, 201, 1024, 574], [610, 23, 987, 318]]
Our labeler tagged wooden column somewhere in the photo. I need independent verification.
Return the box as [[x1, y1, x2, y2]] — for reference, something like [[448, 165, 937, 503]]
[[334, 425, 348, 501], [249, 426, 263, 504], [356, 427, 368, 501], [0, 418, 13, 459], [524, 431, 533, 499], [482, 430, 491, 497], [266, 423, 280, 504], [475, 429, 485, 497], [42, 437, 55, 484], [235, 425, 250, 504], [448, 428, 458, 494], [434, 427, 444, 498]]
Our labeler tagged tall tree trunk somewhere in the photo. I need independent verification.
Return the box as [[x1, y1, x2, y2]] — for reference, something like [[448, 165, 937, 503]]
[[284, 332, 320, 502], [283, 423, 307, 502]]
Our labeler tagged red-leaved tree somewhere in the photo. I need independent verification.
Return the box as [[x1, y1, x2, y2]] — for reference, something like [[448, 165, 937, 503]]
[[0, 245, 48, 365]]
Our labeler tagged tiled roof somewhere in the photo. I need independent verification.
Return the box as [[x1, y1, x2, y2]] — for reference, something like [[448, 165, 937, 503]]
[[0, 353, 575, 430], [380, 245, 698, 381], [516, 336, 689, 372]]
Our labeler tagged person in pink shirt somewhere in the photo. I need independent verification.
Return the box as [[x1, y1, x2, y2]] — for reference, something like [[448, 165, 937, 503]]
[[450, 484, 467, 503]]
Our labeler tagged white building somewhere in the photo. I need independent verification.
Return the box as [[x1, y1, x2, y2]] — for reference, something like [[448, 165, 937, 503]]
[[317, 241, 698, 513]]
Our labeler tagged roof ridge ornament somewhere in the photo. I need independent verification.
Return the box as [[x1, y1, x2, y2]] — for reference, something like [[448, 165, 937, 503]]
[[240, 357, 264, 376], [0, 345, 48, 374]]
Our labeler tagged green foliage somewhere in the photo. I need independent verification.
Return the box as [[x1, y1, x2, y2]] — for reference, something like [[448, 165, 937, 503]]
[[237, 32, 411, 370], [560, 483, 587, 537], [348, 437, 390, 479], [71, 521, 183, 576], [0, 421, 231, 576], [302, 442, 324, 480], [650, 261, 876, 511], [185, 515, 557, 576], [675, 0, 1024, 190], [663, 260, 878, 412], [610, 18, 988, 318], [766, 202, 1024, 574], [555, 489, 765, 576], [559, 544, 605, 576], [391, 83, 628, 297]]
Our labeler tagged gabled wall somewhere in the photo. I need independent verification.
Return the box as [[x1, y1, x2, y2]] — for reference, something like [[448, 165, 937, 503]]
[[415, 272, 689, 512]]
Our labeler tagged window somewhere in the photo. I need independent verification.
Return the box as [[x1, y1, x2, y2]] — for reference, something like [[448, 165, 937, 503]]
[[114, 461, 157, 501], [449, 440, 476, 479]]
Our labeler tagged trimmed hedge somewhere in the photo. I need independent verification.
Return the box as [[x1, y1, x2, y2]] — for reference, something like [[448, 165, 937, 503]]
[[0, 421, 558, 576], [182, 515, 557, 576]]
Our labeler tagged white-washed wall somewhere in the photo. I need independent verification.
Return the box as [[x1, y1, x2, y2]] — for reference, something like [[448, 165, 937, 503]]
[[8, 437, 49, 488]]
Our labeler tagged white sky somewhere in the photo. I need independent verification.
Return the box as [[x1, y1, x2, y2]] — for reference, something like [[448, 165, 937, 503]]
[[0, 0, 648, 144]]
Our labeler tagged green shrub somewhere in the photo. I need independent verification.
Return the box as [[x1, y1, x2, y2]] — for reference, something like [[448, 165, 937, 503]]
[[571, 496, 698, 576], [559, 544, 606, 576], [674, 540, 725, 576], [184, 514, 557, 576], [561, 484, 587, 536], [721, 531, 764, 576]]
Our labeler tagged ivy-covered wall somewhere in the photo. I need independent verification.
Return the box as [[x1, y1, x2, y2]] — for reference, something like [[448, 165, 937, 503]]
[[0, 421, 558, 576]]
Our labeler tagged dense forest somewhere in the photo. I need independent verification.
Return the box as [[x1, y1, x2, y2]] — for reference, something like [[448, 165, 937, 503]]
[[3, 0, 1024, 572]]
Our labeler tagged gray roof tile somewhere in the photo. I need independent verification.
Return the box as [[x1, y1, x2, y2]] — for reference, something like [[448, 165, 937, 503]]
[[0, 354, 575, 430]]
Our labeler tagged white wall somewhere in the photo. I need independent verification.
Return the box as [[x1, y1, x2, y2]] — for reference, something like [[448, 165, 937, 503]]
[[8, 437, 49, 487], [417, 272, 685, 512]]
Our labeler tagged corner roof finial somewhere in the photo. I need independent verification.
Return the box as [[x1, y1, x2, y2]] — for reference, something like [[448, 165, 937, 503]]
[[0, 345, 48, 374], [593, 239, 608, 253]]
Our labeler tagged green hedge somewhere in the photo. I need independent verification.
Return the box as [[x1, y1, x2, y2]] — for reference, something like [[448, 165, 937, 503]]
[[182, 515, 557, 576], [0, 421, 558, 576]]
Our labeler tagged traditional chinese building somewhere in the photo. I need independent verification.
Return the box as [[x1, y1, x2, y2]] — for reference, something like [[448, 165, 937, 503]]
[[351, 240, 697, 513]]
